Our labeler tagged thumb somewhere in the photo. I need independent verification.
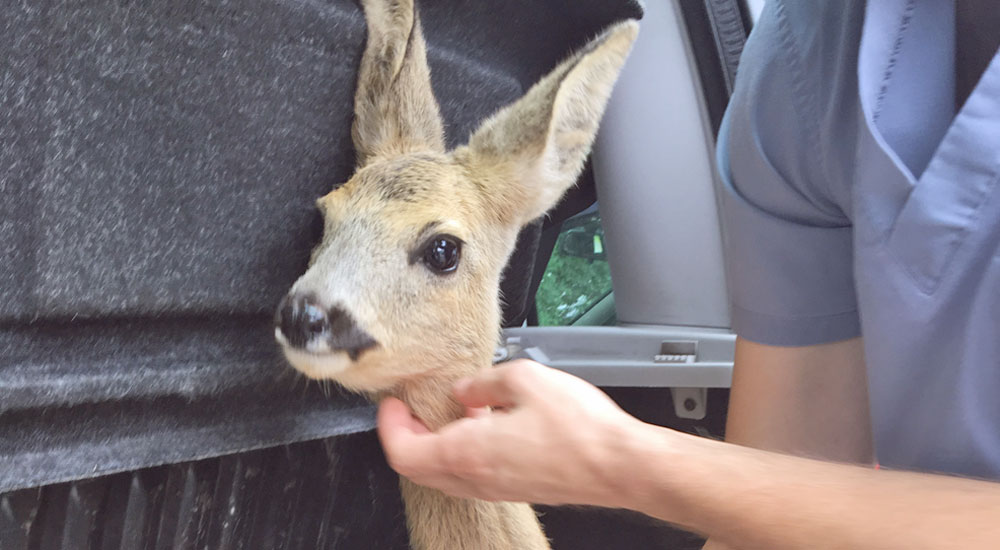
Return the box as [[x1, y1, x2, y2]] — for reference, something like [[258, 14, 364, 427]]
[[454, 361, 534, 409], [377, 397, 430, 435], [376, 397, 439, 479]]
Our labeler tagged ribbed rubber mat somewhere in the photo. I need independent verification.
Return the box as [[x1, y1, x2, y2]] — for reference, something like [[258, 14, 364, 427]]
[[1, 388, 725, 550], [0, 433, 408, 550]]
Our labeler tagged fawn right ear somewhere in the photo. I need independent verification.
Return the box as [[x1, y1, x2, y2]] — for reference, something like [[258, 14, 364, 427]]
[[459, 21, 638, 226], [352, 0, 445, 167]]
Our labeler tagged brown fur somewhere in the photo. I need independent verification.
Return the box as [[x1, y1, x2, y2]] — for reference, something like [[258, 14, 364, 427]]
[[278, 1, 637, 548]]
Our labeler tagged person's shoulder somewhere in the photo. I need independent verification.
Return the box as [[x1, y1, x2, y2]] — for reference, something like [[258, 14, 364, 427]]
[[713, 0, 866, 347], [741, 0, 865, 95], [766, 0, 865, 47], [723, 0, 865, 220]]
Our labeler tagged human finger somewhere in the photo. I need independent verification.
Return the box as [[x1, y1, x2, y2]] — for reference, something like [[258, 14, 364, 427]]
[[464, 405, 491, 419], [452, 364, 529, 409], [376, 397, 441, 478]]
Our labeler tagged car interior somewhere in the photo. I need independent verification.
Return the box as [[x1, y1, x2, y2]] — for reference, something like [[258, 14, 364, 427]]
[[0, 1, 758, 548]]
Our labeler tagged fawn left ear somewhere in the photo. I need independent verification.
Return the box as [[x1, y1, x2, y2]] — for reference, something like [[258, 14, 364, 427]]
[[352, 0, 445, 167], [458, 21, 638, 225]]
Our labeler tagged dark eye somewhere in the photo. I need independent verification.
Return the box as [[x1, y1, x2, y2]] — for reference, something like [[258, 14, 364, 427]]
[[422, 235, 461, 274]]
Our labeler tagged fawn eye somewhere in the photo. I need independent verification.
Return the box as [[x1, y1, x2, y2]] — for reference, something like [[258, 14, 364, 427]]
[[421, 235, 461, 274]]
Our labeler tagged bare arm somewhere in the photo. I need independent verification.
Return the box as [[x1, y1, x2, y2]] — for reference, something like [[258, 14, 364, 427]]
[[725, 336, 873, 462], [378, 360, 1000, 549], [623, 423, 1000, 550], [704, 337, 873, 550]]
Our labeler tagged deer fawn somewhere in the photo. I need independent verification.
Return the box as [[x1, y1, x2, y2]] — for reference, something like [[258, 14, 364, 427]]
[[274, 1, 637, 548]]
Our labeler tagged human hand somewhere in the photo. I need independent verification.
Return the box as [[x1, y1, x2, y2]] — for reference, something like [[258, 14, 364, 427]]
[[701, 539, 739, 550], [376, 359, 641, 506]]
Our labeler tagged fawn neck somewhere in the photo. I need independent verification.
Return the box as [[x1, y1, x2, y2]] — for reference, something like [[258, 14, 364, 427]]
[[387, 360, 551, 550], [399, 478, 550, 550], [395, 366, 476, 431]]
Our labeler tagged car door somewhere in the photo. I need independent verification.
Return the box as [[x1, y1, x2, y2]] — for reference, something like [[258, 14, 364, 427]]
[[0, 1, 751, 548]]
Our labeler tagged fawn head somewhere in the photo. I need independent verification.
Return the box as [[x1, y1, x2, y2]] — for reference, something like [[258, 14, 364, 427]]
[[275, 0, 637, 394]]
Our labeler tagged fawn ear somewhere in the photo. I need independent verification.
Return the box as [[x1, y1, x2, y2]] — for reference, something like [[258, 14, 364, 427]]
[[460, 21, 638, 225], [352, 0, 445, 166]]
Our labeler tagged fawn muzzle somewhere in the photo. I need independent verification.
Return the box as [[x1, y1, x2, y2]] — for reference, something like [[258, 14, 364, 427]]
[[275, 293, 378, 360]]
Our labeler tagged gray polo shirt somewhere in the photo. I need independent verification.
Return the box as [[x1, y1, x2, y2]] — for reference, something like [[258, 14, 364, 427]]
[[717, 0, 1000, 479]]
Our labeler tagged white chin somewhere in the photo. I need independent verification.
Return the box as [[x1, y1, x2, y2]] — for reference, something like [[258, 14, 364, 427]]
[[280, 346, 353, 380]]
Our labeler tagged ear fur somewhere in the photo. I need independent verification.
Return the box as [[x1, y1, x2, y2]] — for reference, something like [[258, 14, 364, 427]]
[[353, 0, 445, 166], [459, 20, 639, 225]]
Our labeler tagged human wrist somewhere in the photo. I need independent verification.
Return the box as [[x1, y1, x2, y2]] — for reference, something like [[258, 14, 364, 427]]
[[574, 413, 646, 508], [614, 422, 719, 526], [585, 418, 677, 511]]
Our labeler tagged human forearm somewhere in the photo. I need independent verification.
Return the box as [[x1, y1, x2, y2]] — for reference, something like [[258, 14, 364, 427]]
[[617, 422, 1000, 550], [378, 360, 1000, 549], [725, 337, 873, 462], [700, 337, 874, 549]]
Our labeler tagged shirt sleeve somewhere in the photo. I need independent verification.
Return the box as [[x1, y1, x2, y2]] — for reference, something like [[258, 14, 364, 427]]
[[716, 0, 860, 346]]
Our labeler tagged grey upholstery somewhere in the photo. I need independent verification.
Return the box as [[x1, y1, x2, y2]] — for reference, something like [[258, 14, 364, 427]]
[[0, 0, 641, 492]]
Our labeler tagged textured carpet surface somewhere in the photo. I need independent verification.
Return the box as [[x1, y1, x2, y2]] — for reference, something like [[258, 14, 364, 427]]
[[0, 0, 641, 492]]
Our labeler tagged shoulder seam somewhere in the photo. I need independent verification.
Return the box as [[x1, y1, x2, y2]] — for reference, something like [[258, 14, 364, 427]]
[[872, 0, 917, 123], [771, 0, 837, 212]]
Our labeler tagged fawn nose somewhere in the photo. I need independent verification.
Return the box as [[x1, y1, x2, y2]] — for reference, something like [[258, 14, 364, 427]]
[[275, 293, 329, 349], [275, 294, 377, 360]]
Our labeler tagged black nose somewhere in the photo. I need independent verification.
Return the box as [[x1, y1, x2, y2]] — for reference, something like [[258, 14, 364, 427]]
[[275, 294, 378, 360], [275, 293, 330, 349]]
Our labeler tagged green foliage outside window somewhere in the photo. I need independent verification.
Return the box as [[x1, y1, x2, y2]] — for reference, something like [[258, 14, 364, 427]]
[[535, 210, 614, 326]]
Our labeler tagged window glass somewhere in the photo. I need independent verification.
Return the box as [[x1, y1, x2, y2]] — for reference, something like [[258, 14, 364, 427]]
[[535, 209, 615, 326]]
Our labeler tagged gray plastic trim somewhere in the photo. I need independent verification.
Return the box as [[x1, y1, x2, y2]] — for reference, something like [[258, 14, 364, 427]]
[[591, 0, 731, 329], [572, 291, 616, 326], [500, 326, 734, 388]]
